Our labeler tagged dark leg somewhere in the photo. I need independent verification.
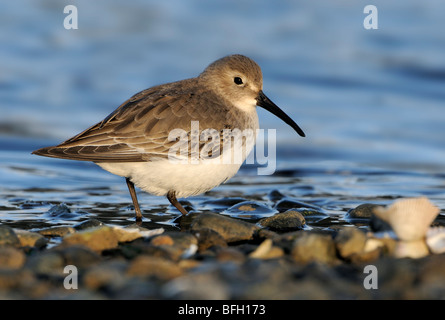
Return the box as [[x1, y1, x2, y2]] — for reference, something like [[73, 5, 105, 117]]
[[126, 178, 143, 222], [167, 190, 189, 215]]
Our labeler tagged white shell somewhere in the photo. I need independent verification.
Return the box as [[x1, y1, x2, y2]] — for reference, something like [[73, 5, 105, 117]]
[[394, 240, 429, 259], [373, 197, 440, 241], [426, 227, 445, 254]]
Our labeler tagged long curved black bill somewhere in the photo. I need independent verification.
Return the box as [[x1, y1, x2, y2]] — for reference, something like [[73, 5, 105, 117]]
[[256, 90, 305, 137]]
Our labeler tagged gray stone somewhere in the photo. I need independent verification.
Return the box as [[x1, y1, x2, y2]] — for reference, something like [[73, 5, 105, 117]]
[[37, 226, 76, 237], [274, 199, 322, 212], [0, 247, 26, 269], [191, 228, 227, 252], [73, 219, 104, 231], [126, 255, 183, 280], [54, 245, 101, 269], [14, 229, 48, 248], [346, 203, 379, 219], [190, 213, 259, 243], [61, 226, 119, 252], [334, 227, 367, 259], [25, 251, 65, 277], [291, 232, 337, 264], [259, 210, 306, 231], [0, 226, 20, 247]]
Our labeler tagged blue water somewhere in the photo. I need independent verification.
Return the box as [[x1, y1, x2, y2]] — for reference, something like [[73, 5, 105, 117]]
[[1, 0, 445, 228]]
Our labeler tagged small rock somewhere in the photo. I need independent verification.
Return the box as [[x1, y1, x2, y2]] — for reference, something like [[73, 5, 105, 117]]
[[294, 208, 329, 222], [249, 239, 284, 259], [418, 254, 445, 293], [126, 255, 183, 280], [190, 213, 259, 243], [334, 227, 367, 259], [291, 232, 337, 264], [345, 203, 379, 219], [54, 245, 101, 269], [151, 235, 174, 246], [61, 226, 118, 252], [364, 236, 397, 256], [113, 226, 157, 243], [14, 230, 48, 248], [163, 232, 198, 250], [0, 247, 26, 269], [249, 239, 272, 258], [274, 199, 322, 212], [348, 248, 382, 264], [370, 213, 393, 233], [259, 210, 305, 231], [46, 203, 72, 217], [268, 190, 286, 202], [150, 232, 198, 259], [0, 226, 20, 247], [37, 226, 76, 237], [82, 260, 127, 290], [25, 251, 65, 277], [254, 228, 279, 240], [162, 273, 229, 299], [73, 219, 104, 231], [0, 269, 35, 290], [192, 228, 228, 252], [215, 247, 246, 263]]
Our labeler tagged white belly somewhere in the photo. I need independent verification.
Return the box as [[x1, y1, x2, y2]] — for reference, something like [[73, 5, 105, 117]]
[[97, 158, 243, 197]]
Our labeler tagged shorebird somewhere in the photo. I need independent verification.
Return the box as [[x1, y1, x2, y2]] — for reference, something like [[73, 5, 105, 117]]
[[33, 54, 305, 221]]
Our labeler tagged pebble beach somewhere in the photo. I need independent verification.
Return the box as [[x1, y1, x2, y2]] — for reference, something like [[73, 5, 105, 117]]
[[1, 196, 445, 300]]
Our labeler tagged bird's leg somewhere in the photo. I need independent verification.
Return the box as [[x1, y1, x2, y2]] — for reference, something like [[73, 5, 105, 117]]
[[167, 190, 189, 215], [125, 178, 143, 222]]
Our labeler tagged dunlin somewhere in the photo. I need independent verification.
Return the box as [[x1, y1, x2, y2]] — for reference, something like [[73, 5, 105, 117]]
[[33, 54, 305, 221]]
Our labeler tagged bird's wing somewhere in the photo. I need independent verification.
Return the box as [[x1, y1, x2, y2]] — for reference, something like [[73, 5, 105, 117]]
[[32, 79, 238, 162]]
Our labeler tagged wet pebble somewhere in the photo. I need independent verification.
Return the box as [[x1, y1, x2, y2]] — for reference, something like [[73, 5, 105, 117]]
[[191, 228, 228, 252], [345, 203, 392, 231], [61, 226, 119, 252], [126, 255, 183, 280], [25, 251, 65, 277], [334, 227, 367, 259], [163, 272, 230, 299], [150, 232, 198, 259], [37, 226, 76, 237], [267, 190, 286, 202], [345, 203, 379, 219], [274, 199, 322, 212], [14, 230, 48, 248], [190, 212, 259, 243], [249, 239, 284, 259], [291, 232, 337, 264], [82, 260, 127, 291], [0, 226, 20, 247], [294, 208, 329, 222], [54, 245, 101, 269], [258, 210, 305, 231], [0, 247, 26, 269], [73, 219, 104, 231]]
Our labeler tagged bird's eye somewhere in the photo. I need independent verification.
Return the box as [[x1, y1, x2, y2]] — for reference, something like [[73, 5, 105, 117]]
[[234, 77, 243, 85]]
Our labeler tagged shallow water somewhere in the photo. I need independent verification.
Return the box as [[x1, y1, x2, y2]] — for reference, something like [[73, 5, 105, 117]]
[[1, 0, 445, 230]]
